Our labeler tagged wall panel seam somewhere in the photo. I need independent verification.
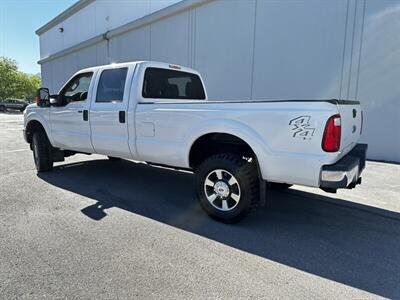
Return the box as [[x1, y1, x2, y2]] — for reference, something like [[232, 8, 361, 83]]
[[250, 0, 258, 100], [355, 0, 366, 100], [346, 0, 358, 99], [339, 0, 350, 100]]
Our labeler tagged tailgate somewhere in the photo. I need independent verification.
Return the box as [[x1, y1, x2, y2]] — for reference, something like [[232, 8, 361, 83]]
[[336, 100, 362, 155]]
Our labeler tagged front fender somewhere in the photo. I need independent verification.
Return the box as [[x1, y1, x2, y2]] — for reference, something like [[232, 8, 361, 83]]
[[25, 110, 53, 146]]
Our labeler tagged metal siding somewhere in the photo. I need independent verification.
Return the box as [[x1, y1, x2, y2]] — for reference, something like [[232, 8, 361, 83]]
[[109, 26, 151, 63], [150, 11, 190, 66], [252, 0, 348, 100], [347, 0, 367, 100], [95, 41, 109, 65], [357, 0, 400, 162], [51, 59, 66, 93], [40, 62, 54, 94], [62, 52, 78, 87], [38, 0, 182, 59], [95, 0, 150, 34], [194, 0, 255, 100], [75, 44, 97, 69]]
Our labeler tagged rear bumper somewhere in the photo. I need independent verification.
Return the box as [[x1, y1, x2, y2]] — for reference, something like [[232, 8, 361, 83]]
[[320, 144, 368, 192]]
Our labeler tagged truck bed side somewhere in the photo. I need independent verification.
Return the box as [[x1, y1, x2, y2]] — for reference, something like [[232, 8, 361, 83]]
[[134, 100, 345, 187]]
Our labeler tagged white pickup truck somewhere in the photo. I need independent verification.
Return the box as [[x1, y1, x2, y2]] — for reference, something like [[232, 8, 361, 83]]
[[24, 61, 367, 223]]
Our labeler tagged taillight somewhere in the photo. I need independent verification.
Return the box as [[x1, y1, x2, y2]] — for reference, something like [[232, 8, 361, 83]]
[[360, 110, 363, 135], [322, 114, 341, 152]]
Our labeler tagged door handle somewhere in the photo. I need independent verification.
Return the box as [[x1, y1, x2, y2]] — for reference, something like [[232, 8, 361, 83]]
[[119, 111, 126, 123], [83, 110, 88, 121]]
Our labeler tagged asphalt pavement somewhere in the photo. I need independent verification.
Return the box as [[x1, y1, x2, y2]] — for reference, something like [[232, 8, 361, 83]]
[[0, 112, 399, 299]]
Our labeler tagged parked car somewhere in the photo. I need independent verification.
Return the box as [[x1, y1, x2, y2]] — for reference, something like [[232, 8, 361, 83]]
[[23, 61, 367, 223], [0, 99, 28, 112]]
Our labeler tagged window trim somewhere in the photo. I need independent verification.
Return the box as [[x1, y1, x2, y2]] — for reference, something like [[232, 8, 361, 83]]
[[95, 67, 128, 103], [59, 72, 94, 105]]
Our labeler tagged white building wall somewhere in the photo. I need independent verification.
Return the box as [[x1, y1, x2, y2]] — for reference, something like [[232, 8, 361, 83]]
[[252, 0, 349, 100], [37, 0, 400, 162], [357, 0, 400, 162], [150, 10, 190, 66], [39, 0, 181, 59], [109, 27, 151, 63]]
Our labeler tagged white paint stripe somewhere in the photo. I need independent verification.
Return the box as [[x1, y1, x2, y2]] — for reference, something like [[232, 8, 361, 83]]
[[0, 149, 29, 154]]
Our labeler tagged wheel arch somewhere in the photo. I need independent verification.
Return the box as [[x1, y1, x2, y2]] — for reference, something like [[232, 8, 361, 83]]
[[187, 120, 270, 167], [188, 133, 256, 168], [25, 118, 51, 145]]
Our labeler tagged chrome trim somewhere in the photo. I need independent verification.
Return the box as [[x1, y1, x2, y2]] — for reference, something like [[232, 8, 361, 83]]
[[204, 169, 241, 212], [321, 164, 359, 186]]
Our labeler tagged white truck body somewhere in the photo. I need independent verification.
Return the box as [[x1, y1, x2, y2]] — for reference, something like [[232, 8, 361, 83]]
[[24, 61, 367, 222]]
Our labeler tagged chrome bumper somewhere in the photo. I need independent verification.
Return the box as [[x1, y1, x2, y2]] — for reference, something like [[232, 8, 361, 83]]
[[321, 163, 359, 186], [320, 144, 367, 192]]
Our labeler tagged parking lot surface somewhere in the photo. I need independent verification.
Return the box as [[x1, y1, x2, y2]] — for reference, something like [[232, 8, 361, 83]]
[[1, 112, 399, 299]]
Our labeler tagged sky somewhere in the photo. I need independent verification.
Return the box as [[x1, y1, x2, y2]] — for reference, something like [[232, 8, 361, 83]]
[[0, 0, 77, 74]]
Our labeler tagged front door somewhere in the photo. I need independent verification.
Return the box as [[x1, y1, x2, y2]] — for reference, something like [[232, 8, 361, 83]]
[[50, 72, 95, 153], [89, 67, 131, 158]]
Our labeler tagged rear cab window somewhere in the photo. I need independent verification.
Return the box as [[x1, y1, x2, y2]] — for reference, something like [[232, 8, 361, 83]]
[[142, 67, 205, 100]]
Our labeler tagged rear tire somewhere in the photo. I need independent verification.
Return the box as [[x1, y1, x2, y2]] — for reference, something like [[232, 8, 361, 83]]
[[32, 131, 53, 172], [195, 153, 260, 223], [268, 183, 292, 190], [108, 156, 121, 161]]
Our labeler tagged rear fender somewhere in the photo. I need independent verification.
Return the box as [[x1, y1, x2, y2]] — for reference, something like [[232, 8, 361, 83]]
[[186, 119, 272, 177]]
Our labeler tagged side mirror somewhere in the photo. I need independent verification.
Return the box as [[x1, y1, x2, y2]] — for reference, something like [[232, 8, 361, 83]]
[[50, 95, 62, 106], [35, 88, 50, 107]]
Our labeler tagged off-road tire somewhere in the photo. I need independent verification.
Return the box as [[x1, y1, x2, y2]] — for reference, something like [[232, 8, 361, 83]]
[[195, 153, 260, 223], [268, 183, 292, 190], [32, 131, 53, 172], [108, 156, 121, 161]]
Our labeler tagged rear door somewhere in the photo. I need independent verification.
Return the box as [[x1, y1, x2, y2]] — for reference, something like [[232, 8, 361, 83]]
[[336, 101, 362, 155], [89, 66, 132, 158]]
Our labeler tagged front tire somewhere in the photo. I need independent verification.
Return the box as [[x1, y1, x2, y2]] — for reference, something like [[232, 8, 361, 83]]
[[0, 106, 6, 112], [32, 131, 53, 172], [195, 153, 260, 223]]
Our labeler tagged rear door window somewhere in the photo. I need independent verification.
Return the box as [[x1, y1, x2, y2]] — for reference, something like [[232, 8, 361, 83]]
[[142, 67, 205, 100], [96, 68, 128, 103]]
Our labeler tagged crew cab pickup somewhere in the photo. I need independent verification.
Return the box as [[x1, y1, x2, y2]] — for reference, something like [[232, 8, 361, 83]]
[[24, 61, 367, 223]]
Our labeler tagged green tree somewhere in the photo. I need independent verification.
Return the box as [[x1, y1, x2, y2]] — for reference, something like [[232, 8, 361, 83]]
[[0, 57, 41, 101]]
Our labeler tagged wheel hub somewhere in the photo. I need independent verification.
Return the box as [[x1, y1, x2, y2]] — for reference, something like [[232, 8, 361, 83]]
[[204, 169, 241, 212], [213, 181, 230, 198]]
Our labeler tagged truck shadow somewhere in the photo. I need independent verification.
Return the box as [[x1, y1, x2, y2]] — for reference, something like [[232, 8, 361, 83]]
[[38, 158, 400, 298]]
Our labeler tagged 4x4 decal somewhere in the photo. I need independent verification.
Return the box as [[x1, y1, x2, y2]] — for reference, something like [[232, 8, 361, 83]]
[[289, 116, 315, 139]]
